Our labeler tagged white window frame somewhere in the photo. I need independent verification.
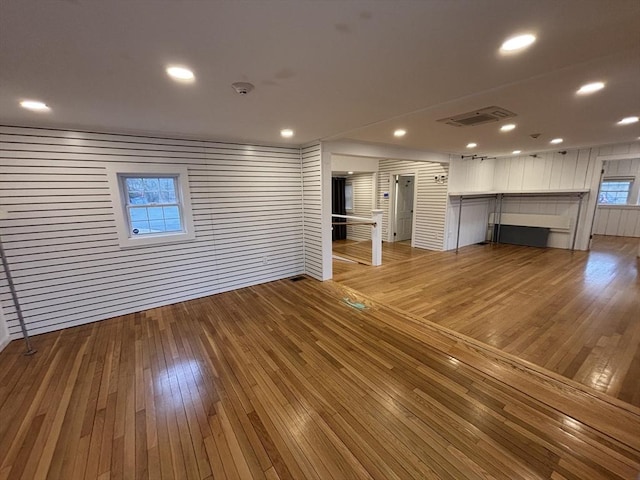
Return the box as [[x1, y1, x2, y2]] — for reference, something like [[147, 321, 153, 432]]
[[598, 176, 634, 205], [106, 163, 196, 248]]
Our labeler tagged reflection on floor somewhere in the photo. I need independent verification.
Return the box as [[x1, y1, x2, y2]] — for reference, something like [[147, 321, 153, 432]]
[[0, 277, 638, 479], [333, 239, 430, 268], [333, 235, 640, 407]]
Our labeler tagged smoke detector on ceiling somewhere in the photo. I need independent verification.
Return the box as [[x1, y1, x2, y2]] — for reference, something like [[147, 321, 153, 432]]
[[437, 106, 517, 127], [231, 82, 255, 95]]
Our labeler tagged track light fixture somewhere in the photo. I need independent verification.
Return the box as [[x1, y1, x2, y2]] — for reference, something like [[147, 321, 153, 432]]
[[461, 154, 496, 161]]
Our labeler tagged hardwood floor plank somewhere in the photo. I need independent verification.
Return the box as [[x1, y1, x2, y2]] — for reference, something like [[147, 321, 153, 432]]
[[1, 256, 639, 478], [334, 236, 640, 407]]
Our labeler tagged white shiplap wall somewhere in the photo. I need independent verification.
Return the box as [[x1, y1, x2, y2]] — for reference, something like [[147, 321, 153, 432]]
[[492, 150, 593, 191], [593, 207, 640, 237], [346, 172, 375, 241], [495, 150, 594, 249], [446, 157, 495, 249], [301, 143, 323, 280], [377, 159, 449, 250], [0, 126, 305, 337], [447, 149, 596, 249]]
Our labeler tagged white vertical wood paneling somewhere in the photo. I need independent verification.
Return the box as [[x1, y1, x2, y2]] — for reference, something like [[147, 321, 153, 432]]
[[491, 150, 592, 191], [593, 207, 640, 237], [447, 149, 598, 250], [0, 126, 305, 337], [487, 150, 593, 249], [446, 198, 492, 249], [377, 159, 449, 250], [346, 173, 375, 241], [448, 157, 494, 192], [597, 142, 640, 157], [301, 143, 323, 280]]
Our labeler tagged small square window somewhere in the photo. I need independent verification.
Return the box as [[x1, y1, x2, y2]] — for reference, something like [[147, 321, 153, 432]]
[[122, 176, 184, 236], [107, 164, 195, 248], [598, 178, 633, 205]]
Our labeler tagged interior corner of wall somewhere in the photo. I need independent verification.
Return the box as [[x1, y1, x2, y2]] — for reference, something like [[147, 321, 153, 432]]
[[0, 303, 10, 352]]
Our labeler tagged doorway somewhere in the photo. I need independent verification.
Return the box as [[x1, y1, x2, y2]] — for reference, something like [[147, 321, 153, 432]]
[[331, 177, 347, 241], [392, 174, 415, 242]]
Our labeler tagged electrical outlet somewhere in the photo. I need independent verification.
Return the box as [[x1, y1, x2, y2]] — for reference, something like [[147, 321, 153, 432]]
[[0, 209, 8, 220], [262, 256, 269, 265]]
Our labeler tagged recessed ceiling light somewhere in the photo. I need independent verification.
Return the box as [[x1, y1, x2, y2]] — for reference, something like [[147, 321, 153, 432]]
[[617, 116, 639, 125], [348, 171, 354, 175], [166, 66, 195, 82], [512, 150, 522, 154], [550, 138, 563, 144], [280, 129, 294, 138], [466, 142, 477, 149], [577, 82, 605, 95], [500, 124, 516, 132], [20, 100, 50, 112], [394, 129, 407, 137], [500, 33, 536, 53]]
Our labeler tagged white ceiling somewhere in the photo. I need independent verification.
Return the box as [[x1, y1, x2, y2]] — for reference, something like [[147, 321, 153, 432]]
[[1, 0, 639, 156]]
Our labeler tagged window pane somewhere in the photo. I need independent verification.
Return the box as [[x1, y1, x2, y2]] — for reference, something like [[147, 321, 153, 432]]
[[129, 207, 148, 222], [165, 219, 182, 231], [143, 178, 160, 192], [126, 178, 143, 191], [159, 177, 175, 190], [160, 189, 177, 203], [131, 220, 150, 234], [143, 190, 159, 203], [599, 179, 632, 205], [147, 206, 164, 220], [163, 206, 180, 219], [149, 220, 166, 232], [127, 190, 145, 205]]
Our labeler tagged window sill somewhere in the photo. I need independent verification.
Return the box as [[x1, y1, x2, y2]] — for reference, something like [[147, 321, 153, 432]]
[[597, 204, 640, 210], [118, 231, 196, 249]]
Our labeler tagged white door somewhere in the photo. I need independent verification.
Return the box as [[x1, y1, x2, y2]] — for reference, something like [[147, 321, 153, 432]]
[[394, 175, 414, 241]]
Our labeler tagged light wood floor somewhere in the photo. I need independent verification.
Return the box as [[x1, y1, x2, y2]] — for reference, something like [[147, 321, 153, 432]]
[[1, 276, 639, 479], [333, 235, 640, 407]]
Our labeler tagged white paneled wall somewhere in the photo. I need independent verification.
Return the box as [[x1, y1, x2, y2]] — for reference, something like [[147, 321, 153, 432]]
[[346, 173, 375, 241], [593, 207, 640, 237], [0, 126, 305, 337], [377, 159, 449, 250], [499, 197, 582, 248], [301, 143, 324, 280], [448, 157, 495, 193], [446, 157, 494, 249], [492, 149, 593, 191], [597, 142, 640, 158], [447, 149, 597, 250], [446, 198, 493, 249]]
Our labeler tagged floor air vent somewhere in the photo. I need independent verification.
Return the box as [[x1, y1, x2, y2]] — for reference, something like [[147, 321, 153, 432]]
[[289, 276, 306, 282], [437, 106, 517, 127]]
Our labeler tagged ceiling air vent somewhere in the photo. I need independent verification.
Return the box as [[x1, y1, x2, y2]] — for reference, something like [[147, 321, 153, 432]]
[[437, 106, 517, 127]]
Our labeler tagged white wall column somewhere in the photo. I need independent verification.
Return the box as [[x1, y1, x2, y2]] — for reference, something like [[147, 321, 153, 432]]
[[371, 210, 383, 266]]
